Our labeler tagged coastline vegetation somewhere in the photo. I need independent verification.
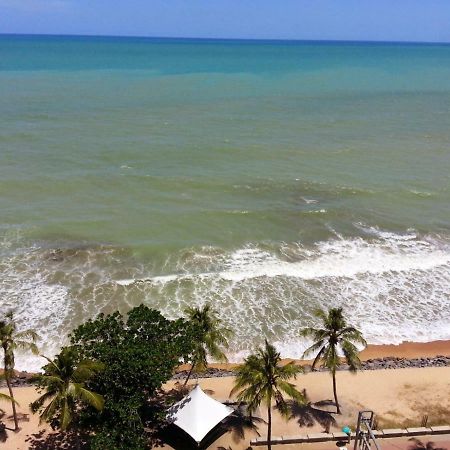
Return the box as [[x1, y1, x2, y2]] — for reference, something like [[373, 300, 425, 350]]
[[0, 305, 367, 449], [31, 347, 105, 431], [300, 307, 367, 414], [0, 311, 38, 430], [231, 340, 304, 450], [183, 303, 232, 386]]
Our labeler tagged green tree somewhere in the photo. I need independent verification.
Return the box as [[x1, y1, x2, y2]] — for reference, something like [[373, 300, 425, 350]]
[[0, 311, 38, 430], [31, 347, 104, 431], [300, 307, 366, 414], [184, 303, 232, 385], [69, 305, 199, 449], [231, 340, 304, 450]]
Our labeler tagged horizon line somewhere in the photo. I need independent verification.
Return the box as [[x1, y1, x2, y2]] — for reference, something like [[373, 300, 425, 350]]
[[1, 32, 449, 45]]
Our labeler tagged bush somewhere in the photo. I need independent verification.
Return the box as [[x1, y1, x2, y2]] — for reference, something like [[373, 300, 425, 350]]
[[70, 305, 199, 449]]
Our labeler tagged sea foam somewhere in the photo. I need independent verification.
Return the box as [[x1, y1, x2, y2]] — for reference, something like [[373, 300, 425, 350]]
[[1, 228, 450, 371]]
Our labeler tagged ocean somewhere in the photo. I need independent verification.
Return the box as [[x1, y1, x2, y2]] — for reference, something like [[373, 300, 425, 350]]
[[1, 35, 450, 370]]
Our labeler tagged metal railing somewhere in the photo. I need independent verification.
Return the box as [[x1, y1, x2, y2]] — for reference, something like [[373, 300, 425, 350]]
[[354, 410, 381, 450]]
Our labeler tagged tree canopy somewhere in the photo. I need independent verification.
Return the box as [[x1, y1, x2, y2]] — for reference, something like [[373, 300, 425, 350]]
[[300, 307, 366, 414], [231, 340, 304, 450], [0, 311, 38, 430], [31, 347, 104, 431], [183, 303, 231, 384], [68, 305, 200, 449]]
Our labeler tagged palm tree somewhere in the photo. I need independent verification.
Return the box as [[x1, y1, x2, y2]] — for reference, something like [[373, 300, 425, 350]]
[[0, 311, 38, 430], [300, 307, 366, 414], [30, 347, 104, 431], [184, 304, 232, 385], [230, 340, 304, 450]]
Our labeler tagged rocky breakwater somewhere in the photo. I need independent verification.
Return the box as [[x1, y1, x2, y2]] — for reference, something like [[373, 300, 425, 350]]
[[2, 356, 449, 385], [172, 367, 235, 380], [358, 355, 450, 371], [0, 370, 35, 388], [173, 356, 450, 379]]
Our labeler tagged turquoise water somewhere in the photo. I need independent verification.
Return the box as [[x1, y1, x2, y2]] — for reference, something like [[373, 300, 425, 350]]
[[1, 35, 450, 369]]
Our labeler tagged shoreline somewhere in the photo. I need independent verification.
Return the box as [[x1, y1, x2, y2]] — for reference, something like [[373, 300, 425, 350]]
[[174, 339, 450, 376], [359, 339, 450, 360], [4, 339, 450, 385]]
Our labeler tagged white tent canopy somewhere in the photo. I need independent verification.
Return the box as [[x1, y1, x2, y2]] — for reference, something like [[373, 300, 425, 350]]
[[167, 384, 234, 443]]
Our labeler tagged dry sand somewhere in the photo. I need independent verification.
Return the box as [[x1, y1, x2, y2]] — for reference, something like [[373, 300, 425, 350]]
[[1, 340, 449, 450]]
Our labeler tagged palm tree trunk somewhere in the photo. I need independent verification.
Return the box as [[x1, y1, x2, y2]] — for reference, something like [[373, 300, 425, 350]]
[[267, 404, 272, 450], [332, 369, 340, 414], [183, 364, 195, 387], [5, 370, 19, 431]]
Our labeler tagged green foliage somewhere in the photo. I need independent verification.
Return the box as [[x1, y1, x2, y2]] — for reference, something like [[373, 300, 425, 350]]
[[31, 347, 104, 431], [0, 310, 39, 430], [300, 307, 366, 413], [0, 311, 39, 375], [231, 340, 304, 414], [184, 303, 232, 382], [69, 305, 199, 450], [231, 340, 304, 449], [300, 307, 366, 372]]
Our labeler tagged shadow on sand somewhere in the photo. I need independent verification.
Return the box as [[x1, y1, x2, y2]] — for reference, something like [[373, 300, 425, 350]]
[[25, 429, 90, 450]]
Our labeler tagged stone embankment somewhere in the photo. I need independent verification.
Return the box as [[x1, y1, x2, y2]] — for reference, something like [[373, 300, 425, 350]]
[[333, 355, 450, 371], [172, 367, 235, 380], [173, 356, 450, 380], [0, 370, 35, 388], [2, 356, 449, 386]]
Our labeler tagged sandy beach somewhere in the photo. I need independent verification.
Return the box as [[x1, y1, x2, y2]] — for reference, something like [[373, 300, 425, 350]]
[[0, 340, 449, 449], [180, 339, 450, 371]]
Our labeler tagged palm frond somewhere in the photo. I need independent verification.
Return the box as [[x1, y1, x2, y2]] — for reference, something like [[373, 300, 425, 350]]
[[186, 303, 231, 366], [15, 329, 39, 343], [30, 390, 56, 413], [341, 340, 361, 372], [339, 328, 367, 347], [30, 347, 103, 431], [0, 392, 18, 405], [231, 341, 304, 415], [277, 380, 305, 403], [35, 374, 65, 386], [72, 360, 104, 383], [75, 386, 104, 411], [310, 345, 327, 370], [313, 308, 328, 323], [39, 396, 60, 425], [323, 343, 340, 372], [60, 397, 72, 430]]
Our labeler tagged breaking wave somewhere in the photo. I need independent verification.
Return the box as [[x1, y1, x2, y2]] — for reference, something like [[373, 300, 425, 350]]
[[1, 226, 450, 370]]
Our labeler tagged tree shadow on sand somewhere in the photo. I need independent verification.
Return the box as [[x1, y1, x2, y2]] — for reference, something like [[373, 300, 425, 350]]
[[408, 437, 448, 450], [283, 389, 337, 433], [0, 410, 7, 442], [25, 429, 90, 450], [0, 408, 31, 443], [223, 403, 264, 444]]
